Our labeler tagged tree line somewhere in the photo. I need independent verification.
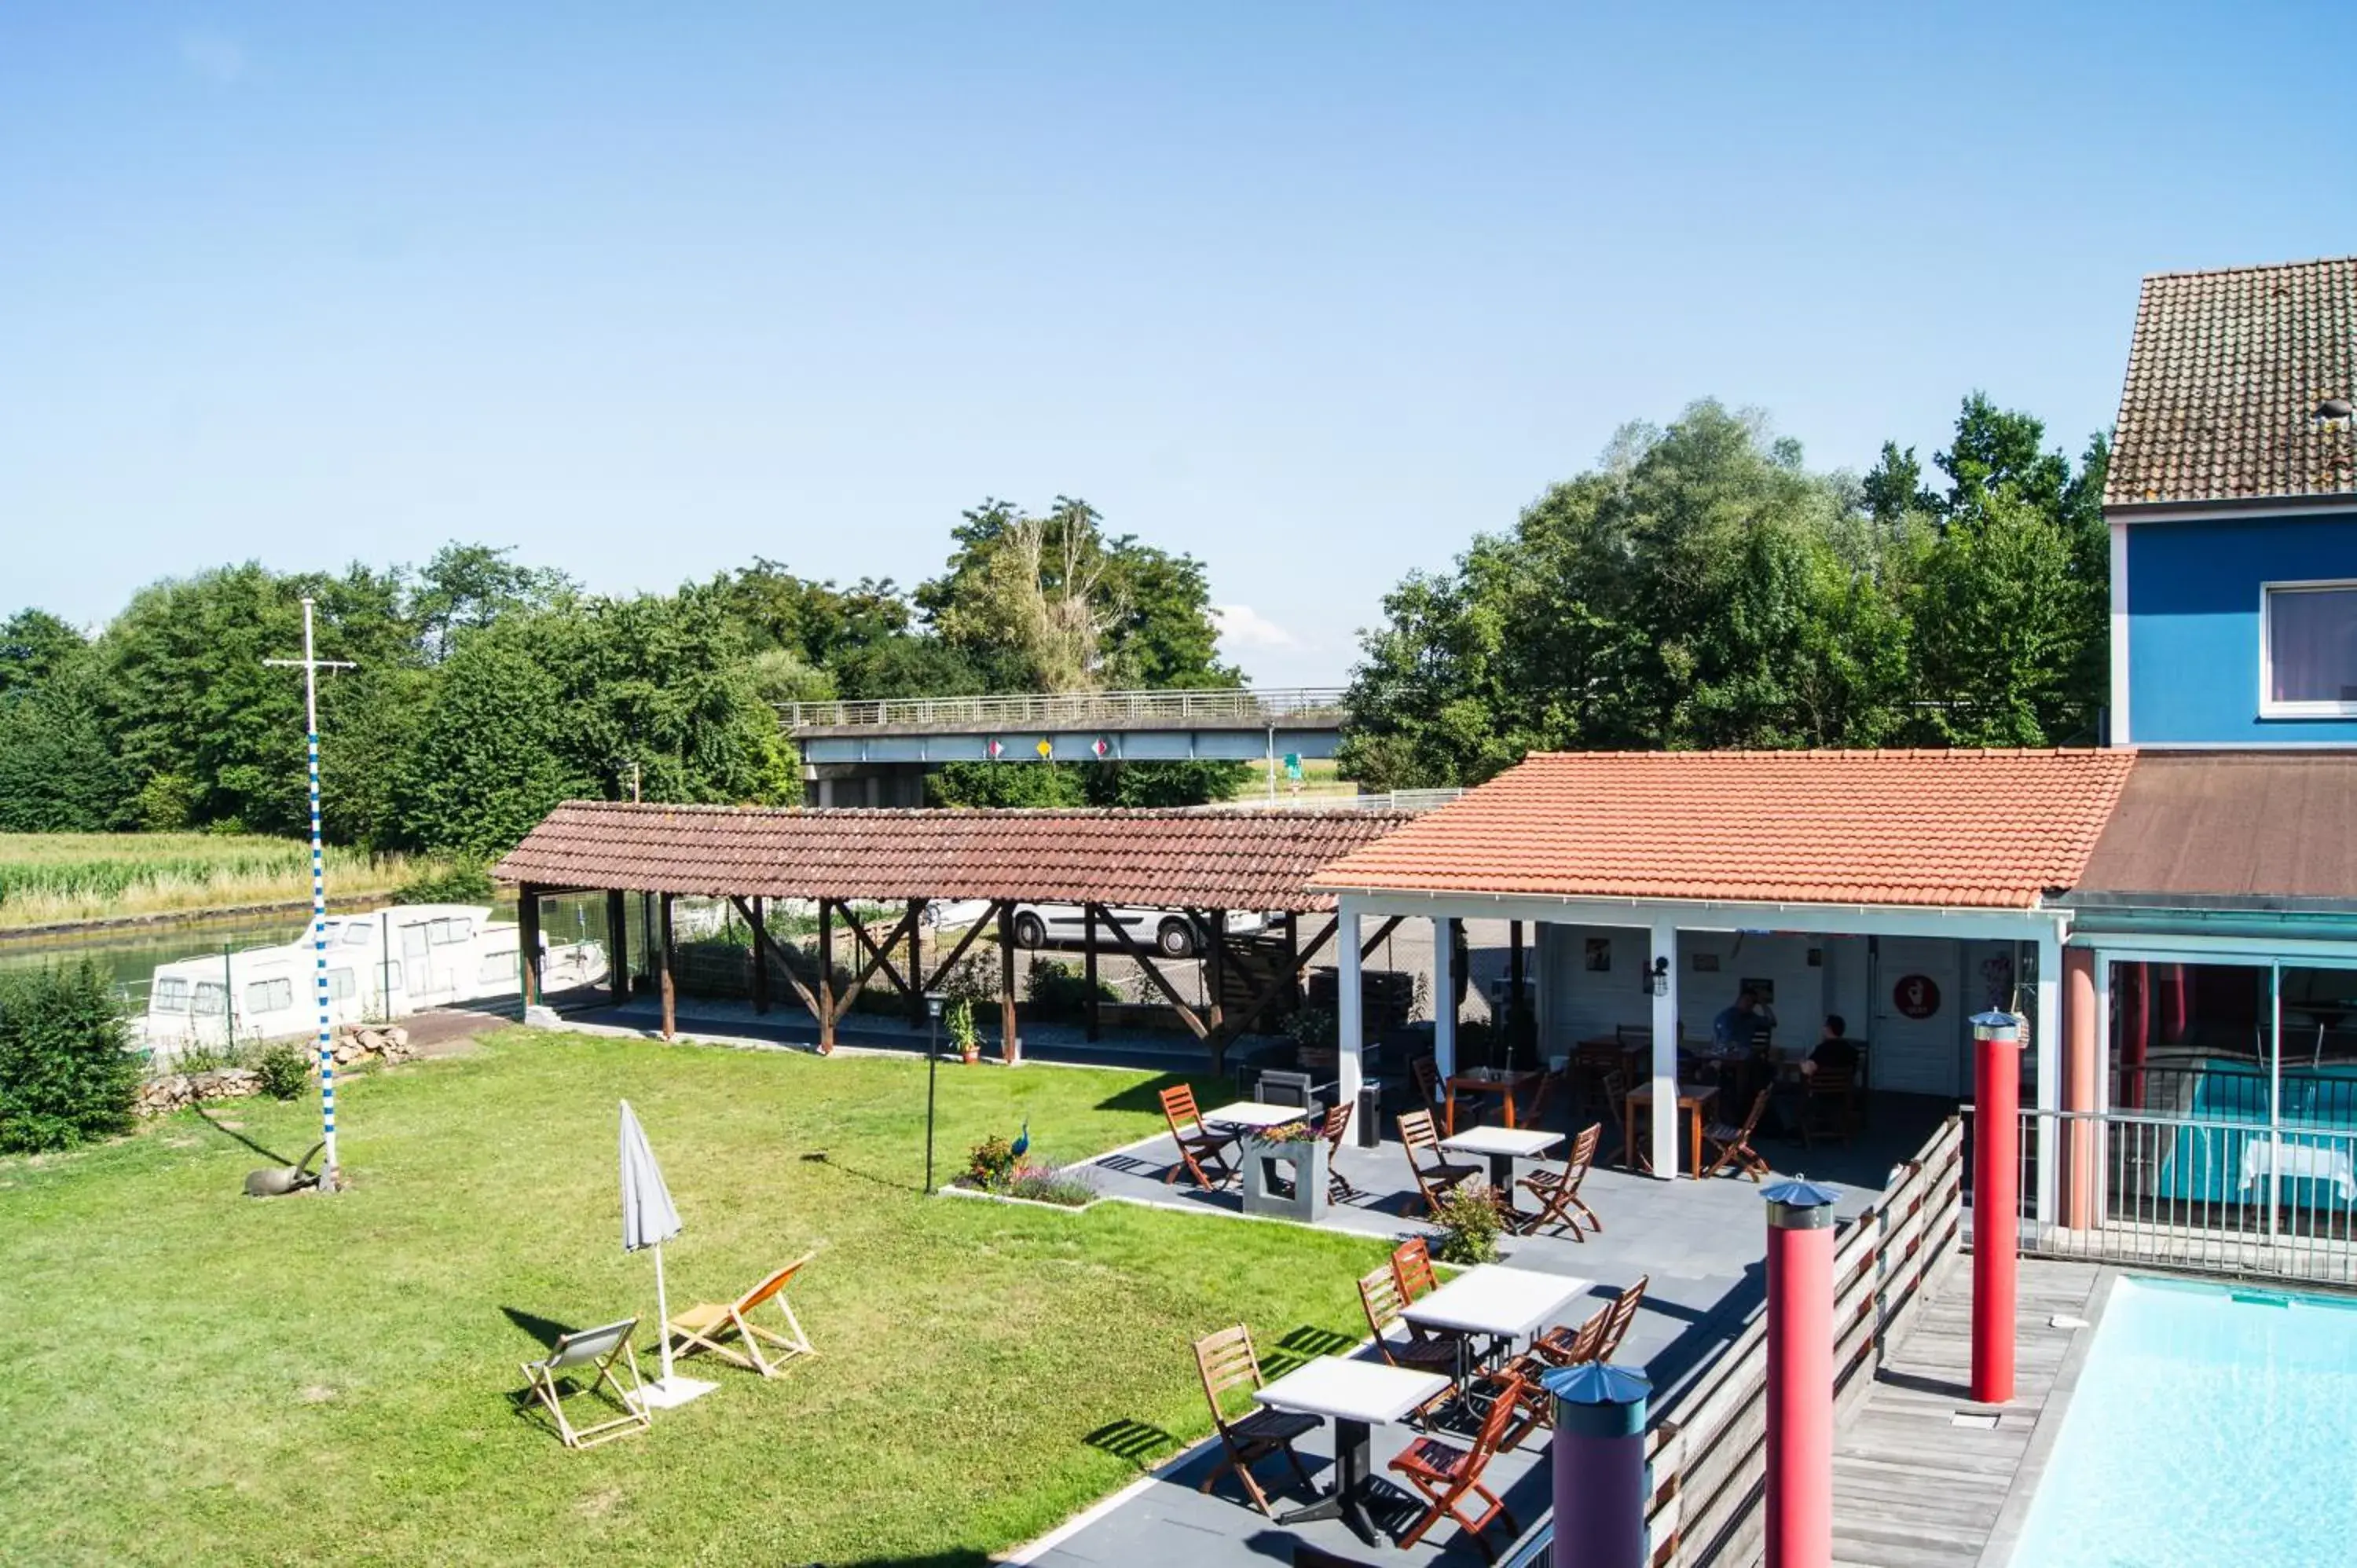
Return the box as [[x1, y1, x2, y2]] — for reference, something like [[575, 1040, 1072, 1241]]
[[1338, 394, 2110, 788], [0, 498, 1241, 858]]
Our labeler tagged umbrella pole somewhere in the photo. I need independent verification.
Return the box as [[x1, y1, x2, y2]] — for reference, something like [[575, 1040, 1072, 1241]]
[[654, 1239, 676, 1385]]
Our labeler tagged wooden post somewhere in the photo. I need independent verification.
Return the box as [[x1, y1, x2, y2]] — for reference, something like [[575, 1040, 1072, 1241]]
[[604, 889, 629, 1007], [997, 901, 1020, 1064], [657, 892, 676, 1042], [1083, 903, 1102, 1042], [1204, 911, 1226, 1036], [518, 884, 542, 1009], [907, 899, 926, 1028], [750, 895, 769, 1015], [818, 900, 836, 1053], [1510, 919, 1526, 1006]]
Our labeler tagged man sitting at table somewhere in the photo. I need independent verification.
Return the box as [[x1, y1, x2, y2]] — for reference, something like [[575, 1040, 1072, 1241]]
[[1710, 989, 1776, 1058], [1770, 1015, 1860, 1136]]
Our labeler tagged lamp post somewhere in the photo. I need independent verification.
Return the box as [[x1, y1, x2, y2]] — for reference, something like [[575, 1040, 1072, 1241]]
[[924, 993, 944, 1195], [1970, 1009, 2025, 1404]]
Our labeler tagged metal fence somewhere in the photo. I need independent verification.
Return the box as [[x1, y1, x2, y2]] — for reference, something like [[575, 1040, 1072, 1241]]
[[2007, 1107, 2357, 1288], [782, 686, 1350, 731]]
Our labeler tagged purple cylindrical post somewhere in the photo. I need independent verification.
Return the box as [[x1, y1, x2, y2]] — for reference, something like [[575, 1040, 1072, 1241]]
[[1544, 1361, 1651, 1568]]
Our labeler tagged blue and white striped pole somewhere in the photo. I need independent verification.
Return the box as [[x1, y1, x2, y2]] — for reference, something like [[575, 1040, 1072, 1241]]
[[269, 599, 354, 1193]]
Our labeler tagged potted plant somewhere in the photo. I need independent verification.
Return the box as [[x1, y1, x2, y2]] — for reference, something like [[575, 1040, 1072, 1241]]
[[948, 998, 981, 1064], [1241, 1117, 1330, 1223]]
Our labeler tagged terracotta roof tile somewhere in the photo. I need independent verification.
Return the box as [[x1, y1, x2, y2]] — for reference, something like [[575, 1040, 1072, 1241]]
[[494, 803, 1413, 913], [2106, 255, 2357, 509], [1312, 750, 2135, 910]]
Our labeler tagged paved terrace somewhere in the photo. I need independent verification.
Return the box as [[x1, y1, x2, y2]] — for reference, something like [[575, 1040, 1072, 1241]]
[[1012, 1094, 1953, 1568]]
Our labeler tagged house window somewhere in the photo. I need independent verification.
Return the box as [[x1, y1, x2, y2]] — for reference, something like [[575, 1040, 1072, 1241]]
[[2262, 581, 2357, 716]]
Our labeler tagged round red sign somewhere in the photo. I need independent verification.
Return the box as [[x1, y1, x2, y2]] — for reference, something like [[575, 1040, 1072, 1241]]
[[1893, 974, 1941, 1020]]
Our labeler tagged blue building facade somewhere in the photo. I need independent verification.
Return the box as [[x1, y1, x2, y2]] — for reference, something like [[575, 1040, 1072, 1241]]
[[2119, 508, 2357, 746]]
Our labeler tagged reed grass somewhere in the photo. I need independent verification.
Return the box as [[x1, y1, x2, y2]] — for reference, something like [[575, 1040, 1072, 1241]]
[[0, 834, 437, 930]]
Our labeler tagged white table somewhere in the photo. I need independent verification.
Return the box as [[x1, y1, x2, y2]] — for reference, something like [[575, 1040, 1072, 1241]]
[[1203, 1101, 1313, 1132], [1255, 1357, 1452, 1546], [2240, 1137, 2357, 1200], [1439, 1126, 1563, 1189], [1404, 1263, 1593, 1385]]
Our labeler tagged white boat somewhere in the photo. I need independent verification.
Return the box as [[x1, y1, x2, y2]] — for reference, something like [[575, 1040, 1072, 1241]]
[[138, 903, 607, 1055]]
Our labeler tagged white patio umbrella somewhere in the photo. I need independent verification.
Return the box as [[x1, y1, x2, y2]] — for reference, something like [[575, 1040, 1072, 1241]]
[[618, 1100, 714, 1408]]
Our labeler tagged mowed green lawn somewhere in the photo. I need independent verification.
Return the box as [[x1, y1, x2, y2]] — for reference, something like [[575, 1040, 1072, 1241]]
[[0, 1030, 1387, 1566]]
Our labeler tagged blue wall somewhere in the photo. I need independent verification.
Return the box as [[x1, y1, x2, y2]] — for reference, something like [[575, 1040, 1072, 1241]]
[[2128, 514, 2357, 745]]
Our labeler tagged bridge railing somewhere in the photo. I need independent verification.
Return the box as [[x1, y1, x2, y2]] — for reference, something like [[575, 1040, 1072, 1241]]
[[783, 686, 1351, 731]]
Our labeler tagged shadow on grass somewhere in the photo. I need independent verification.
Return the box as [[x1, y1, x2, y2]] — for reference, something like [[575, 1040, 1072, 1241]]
[[500, 1306, 577, 1352], [798, 1149, 920, 1196], [1091, 1072, 1241, 1117], [1084, 1417, 1182, 1471], [191, 1105, 298, 1166]]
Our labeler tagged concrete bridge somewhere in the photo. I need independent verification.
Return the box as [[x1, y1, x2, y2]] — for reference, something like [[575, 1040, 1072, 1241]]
[[786, 686, 1348, 804]]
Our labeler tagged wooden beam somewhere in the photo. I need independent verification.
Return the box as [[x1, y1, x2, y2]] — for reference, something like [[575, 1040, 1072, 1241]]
[[833, 902, 921, 1023], [906, 899, 926, 1027], [1096, 903, 1208, 1041], [1509, 919, 1525, 1004], [731, 896, 826, 1029], [818, 900, 836, 1052], [1361, 914, 1404, 961], [1203, 910, 1227, 1035], [841, 903, 914, 998], [604, 889, 629, 1007], [750, 896, 769, 1014], [1083, 903, 1101, 1042], [918, 903, 996, 994], [1210, 913, 1340, 1047], [518, 884, 543, 1009], [997, 902, 1020, 1064], [657, 892, 676, 1041]]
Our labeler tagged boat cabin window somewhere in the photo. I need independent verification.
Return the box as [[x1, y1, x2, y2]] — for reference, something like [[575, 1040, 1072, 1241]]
[[326, 969, 356, 1002], [192, 982, 227, 1017], [342, 924, 372, 947], [430, 917, 472, 946], [478, 948, 516, 984], [246, 978, 294, 1014], [152, 977, 191, 1014]]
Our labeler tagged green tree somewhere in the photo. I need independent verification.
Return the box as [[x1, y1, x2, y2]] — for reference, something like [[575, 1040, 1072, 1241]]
[[390, 623, 586, 858], [0, 609, 86, 699], [1909, 491, 2101, 745], [0, 655, 134, 831], [409, 542, 576, 663]]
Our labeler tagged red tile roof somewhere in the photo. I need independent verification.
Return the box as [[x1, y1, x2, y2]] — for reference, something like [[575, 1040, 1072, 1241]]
[[2106, 255, 2357, 509], [1313, 750, 2136, 910], [494, 802, 1413, 913]]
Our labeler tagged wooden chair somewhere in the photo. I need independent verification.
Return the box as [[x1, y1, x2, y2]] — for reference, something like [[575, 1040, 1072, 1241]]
[[1160, 1083, 1241, 1189], [1398, 1109, 1480, 1216], [1532, 1302, 1611, 1369], [1410, 1053, 1445, 1115], [519, 1317, 650, 1449], [1387, 1373, 1526, 1557], [1193, 1324, 1318, 1515], [1321, 1100, 1359, 1203], [1515, 1123, 1604, 1237], [1596, 1276, 1648, 1364], [1600, 1069, 1638, 1169], [1800, 1067, 1860, 1147], [1357, 1265, 1459, 1420], [1701, 1087, 1774, 1181], [1391, 1236, 1442, 1305], [665, 1252, 817, 1377]]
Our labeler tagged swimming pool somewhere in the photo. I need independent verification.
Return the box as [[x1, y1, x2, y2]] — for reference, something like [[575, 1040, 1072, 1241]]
[[2011, 1275, 2357, 1565]]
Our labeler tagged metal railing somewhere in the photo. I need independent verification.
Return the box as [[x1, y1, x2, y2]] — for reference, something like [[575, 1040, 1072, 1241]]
[[782, 685, 1350, 731], [2005, 1106, 2357, 1288]]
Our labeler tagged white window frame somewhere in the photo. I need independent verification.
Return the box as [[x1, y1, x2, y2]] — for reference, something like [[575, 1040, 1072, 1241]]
[[2259, 577, 2357, 718]]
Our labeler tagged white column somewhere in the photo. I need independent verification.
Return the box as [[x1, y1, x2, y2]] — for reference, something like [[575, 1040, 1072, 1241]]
[[1648, 914, 1680, 1179], [1432, 916, 1457, 1077], [1336, 906, 1364, 1115], [2034, 927, 2064, 1226]]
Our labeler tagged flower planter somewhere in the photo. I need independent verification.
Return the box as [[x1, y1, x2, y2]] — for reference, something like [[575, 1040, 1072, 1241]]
[[1241, 1134, 1329, 1224]]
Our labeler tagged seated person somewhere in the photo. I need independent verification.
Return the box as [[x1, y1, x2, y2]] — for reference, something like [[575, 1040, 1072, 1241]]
[[1710, 989, 1777, 1060], [1803, 1015, 1860, 1078]]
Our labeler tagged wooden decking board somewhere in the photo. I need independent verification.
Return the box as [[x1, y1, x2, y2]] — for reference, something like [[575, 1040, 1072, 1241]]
[[1827, 1258, 2102, 1568]]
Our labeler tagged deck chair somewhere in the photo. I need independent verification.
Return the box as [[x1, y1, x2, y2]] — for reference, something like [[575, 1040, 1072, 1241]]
[[1193, 1324, 1319, 1515], [519, 1317, 651, 1449], [1358, 1264, 1460, 1417], [1515, 1123, 1604, 1237], [1398, 1109, 1480, 1216], [665, 1252, 817, 1377], [1701, 1088, 1774, 1181], [1321, 1100, 1360, 1203], [1160, 1083, 1241, 1189], [1595, 1276, 1648, 1364], [1387, 1373, 1526, 1558]]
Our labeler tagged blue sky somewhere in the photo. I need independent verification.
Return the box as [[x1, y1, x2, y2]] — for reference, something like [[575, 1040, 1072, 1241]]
[[3, 3, 2352, 685]]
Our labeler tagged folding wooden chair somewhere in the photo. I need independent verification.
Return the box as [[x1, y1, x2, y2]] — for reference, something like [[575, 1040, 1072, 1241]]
[[1358, 1264, 1460, 1412], [1193, 1324, 1318, 1515], [1531, 1302, 1611, 1369], [665, 1252, 817, 1377], [1515, 1123, 1604, 1237], [1391, 1236, 1442, 1306], [519, 1317, 650, 1449], [1321, 1100, 1359, 1203], [1701, 1087, 1774, 1181], [1599, 1068, 1639, 1169], [1409, 1053, 1445, 1116], [1595, 1275, 1648, 1364], [1160, 1084, 1241, 1189], [1800, 1066, 1860, 1147], [1397, 1109, 1480, 1216], [1387, 1373, 1526, 1558]]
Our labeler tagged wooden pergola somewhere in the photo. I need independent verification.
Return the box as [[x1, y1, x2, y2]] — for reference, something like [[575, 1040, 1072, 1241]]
[[493, 802, 1413, 1067]]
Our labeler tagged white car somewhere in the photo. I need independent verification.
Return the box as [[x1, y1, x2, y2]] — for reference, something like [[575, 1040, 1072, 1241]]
[[1010, 903, 1264, 959]]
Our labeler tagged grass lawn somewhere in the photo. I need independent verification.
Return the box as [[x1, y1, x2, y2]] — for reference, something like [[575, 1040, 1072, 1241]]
[[0, 1029, 1387, 1566]]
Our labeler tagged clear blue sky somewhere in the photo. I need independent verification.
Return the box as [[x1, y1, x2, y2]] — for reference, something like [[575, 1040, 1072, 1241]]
[[4, 3, 2351, 686]]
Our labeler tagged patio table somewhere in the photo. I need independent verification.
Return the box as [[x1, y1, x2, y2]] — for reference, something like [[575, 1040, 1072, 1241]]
[[1624, 1083, 1717, 1178], [1444, 1067, 1544, 1134], [1203, 1101, 1315, 1133], [1401, 1262, 1593, 1383], [1254, 1356, 1453, 1547], [1438, 1125, 1563, 1190]]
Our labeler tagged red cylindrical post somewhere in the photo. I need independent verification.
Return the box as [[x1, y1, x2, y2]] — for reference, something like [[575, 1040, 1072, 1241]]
[[1765, 1178, 1838, 1568], [1970, 1011, 2025, 1405], [1545, 1362, 1650, 1568]]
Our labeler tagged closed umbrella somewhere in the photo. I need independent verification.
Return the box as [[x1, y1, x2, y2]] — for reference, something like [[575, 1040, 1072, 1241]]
[[618, 1100, 713, 1407]]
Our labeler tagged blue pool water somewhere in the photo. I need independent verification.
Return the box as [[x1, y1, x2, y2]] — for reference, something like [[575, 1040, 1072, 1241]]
[[2011, 1276, 2357, 1565]]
